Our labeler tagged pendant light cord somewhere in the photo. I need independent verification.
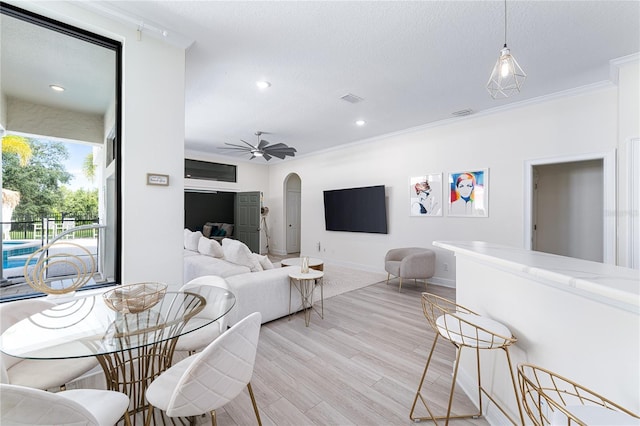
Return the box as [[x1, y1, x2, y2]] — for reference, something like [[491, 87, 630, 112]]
[[503, 0, 508, 48]]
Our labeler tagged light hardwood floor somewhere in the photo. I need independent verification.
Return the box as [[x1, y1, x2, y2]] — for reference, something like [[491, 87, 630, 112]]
[[177, 279, 489, 426]]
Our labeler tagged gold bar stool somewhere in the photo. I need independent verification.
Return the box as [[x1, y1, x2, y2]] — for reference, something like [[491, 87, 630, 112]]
[[518, 363, 640, 425], [410, 293, 524, 425]]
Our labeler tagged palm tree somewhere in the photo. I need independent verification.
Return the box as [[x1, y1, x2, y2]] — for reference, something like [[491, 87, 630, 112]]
[[82, 152, 95, 183], [2, 134, 32, 166]]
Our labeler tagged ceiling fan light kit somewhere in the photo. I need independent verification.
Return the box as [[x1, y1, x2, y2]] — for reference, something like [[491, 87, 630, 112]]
[[487, 0, 526, 99], [221, 131, 297, 161]]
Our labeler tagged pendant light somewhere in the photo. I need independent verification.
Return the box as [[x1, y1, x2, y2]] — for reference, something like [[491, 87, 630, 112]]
[[487, 0, 526, 99]]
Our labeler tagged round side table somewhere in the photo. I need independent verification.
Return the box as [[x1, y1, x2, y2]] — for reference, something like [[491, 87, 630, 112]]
[[281, 257, 324, 271], [288, 269, 324, 327]]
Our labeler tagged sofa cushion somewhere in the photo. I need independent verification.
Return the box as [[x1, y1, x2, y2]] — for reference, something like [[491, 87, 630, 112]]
[[183, 254, 251, 283], [197, 236, 224, 258], [184, 229, 202, 251], [255, 254, 274, 270], [222, 238, 261, 272]]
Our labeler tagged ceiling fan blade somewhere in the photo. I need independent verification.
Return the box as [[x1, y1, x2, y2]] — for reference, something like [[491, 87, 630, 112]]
[[262, 152, 272, 161], [220, 143, 249, 151], [265, 147, 296, 155], [239, 139, 257, 149], [265, 150, 287, 159], [257, 139, 269, 149], [224, 142, 250, 149], [219, 146, 250, 152], [263, 142, 288, 150]]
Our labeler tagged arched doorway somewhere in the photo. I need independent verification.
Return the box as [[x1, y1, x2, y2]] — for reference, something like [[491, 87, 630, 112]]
[[284, 173, 301, 254]]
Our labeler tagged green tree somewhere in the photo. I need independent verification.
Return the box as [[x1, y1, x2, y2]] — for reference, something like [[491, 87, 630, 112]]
[[60, 187, 99, 218], [2, 139, 71, 218], [82, 152, 95, 183]]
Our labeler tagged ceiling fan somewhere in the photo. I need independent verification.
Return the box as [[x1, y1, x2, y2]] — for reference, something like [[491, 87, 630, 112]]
[[221, 131, 297, 161]]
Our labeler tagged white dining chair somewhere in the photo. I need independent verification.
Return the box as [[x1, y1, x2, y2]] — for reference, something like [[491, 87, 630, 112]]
[[1, 383, 131, 425], [0, 299, 98, 390], [144, 312, 262, 426], [175, 275, 233, 355]]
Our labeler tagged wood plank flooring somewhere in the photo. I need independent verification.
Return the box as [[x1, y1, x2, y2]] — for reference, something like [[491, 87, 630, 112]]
[[177, 280, 489, 426]]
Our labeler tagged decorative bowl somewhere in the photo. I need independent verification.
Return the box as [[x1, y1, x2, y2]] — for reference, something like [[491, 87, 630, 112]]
[[103, 282, 168, 314]]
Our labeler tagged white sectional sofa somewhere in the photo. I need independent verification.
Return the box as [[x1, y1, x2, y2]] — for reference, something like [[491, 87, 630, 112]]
[[183, 229, 304, 325]]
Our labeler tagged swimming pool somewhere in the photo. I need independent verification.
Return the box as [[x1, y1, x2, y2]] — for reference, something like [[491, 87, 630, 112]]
[[2, 240, 40, 269]]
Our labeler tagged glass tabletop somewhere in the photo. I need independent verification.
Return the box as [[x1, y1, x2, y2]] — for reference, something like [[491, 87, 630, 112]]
[[0, 289, 236, 359]]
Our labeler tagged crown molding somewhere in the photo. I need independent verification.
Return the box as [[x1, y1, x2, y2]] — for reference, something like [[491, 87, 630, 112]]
[[609, 52, 640, 84]]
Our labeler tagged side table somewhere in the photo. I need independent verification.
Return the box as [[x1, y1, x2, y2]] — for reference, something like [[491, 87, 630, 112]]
[[288, 269, 324, 327], [281, 257, 324, 271]]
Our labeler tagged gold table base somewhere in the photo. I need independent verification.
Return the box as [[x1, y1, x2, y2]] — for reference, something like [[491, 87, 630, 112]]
[[289, 276, 324, 327]]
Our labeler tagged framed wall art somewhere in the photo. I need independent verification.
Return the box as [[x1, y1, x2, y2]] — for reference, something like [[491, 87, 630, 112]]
[[410, 174, 442, 216], [447, 169, 488, 217]]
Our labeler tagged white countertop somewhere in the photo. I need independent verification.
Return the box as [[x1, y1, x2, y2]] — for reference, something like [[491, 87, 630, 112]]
[[434, 241, 640, 312]]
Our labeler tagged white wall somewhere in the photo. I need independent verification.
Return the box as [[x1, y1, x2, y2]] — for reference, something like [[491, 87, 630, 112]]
[[534, 160, 603, 262], [268, 87, 619, 285], [616, 60, 640, 268], [6, 97, 104, 143], [19, 1, 187, 289]]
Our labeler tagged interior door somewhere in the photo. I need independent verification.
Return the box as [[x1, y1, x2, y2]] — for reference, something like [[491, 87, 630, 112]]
[[286, 190, 301, 253], [235, 192, 261, 253]]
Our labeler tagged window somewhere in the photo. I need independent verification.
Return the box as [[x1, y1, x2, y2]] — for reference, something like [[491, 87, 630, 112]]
[[0, 3, 122, 300], [185, 159, 237, 182]]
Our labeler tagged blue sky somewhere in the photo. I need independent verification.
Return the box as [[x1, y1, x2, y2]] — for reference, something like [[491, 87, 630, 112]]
[[63, 142, 98, 191]]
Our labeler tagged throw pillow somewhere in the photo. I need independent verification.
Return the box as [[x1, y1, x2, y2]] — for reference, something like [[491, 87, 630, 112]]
[[202, 223, 213, 238], [197, 236, 224, 258], [220, 223, 234, 237], [185, 229, 202, 251], [222, 238, 262, 272], [255, 254, 274, 270]]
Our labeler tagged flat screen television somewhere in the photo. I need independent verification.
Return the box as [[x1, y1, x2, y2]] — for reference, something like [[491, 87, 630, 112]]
[[323, 185, 388, 234]]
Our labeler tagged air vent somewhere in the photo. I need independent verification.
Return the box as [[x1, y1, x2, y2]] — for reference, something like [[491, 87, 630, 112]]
[[452, 108, 473, 117], [340, 93, 364, 104]]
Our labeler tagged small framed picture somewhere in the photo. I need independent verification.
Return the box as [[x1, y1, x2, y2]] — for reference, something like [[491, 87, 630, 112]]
[[447, 169, 488, 217], [410, 174, 443, 216], [147, 173, 169, 186]]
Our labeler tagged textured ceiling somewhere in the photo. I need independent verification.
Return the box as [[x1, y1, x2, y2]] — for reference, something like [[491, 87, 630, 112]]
[[0, 11, 115, 115], [3, 1, 639, 160]]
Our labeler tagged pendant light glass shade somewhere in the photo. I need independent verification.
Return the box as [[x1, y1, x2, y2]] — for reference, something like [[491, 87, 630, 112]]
[[487, 0, 526, 99], [487, 46, 526, 99]]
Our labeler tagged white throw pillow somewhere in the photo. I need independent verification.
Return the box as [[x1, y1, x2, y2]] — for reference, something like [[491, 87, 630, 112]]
[[197, 236, 224, 258], [222, 239, 262, 272], [255, 254, 275, 270], [184, 230, 202, 252]]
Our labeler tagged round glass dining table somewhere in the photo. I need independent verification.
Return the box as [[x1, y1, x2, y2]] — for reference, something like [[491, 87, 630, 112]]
[[0, 288, 236, 423]]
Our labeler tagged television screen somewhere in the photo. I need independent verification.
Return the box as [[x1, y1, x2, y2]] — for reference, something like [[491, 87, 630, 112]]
[[323, 185, 387, 234]]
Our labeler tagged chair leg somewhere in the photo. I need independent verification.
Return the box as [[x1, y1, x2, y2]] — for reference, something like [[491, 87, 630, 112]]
[[504, 347, 525, 425], [398, 277, 403, 291], [386, 272, 391, 285], [144, 404, 154, 426], [410, 339, 482, 424], [410, 334, 440, 421], [247, 382, 263, 426], [210, 409, 217, 426]]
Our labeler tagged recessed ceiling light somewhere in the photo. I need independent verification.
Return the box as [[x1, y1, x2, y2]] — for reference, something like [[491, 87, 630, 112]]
[[49, 84, 65, 92], [256, 81, 271, 89], [355, 120, 366, 126]]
